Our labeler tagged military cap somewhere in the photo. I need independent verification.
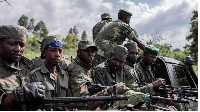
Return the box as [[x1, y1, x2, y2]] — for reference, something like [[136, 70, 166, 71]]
[[78, 40, 98, 51], [0, 25, 27, 40], [41, 35, 63, 49], [118, 9, 132, 16], [144, 45, 159, 56], [101, 13, 111, 19], [111, 45, 128, 59], [124, 42, 137, 50]]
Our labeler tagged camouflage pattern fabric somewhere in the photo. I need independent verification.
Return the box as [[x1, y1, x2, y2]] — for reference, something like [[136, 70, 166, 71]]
[[93, 60, 126, 86], [67, 56, 110, 110], [27, 63, 72, 98], [92, 20, 112, 42], [124, 61, 140, 89], [31, 56, 71, 70], [0, 56, 32, 93], [133, 59, 155, 94], [0, 25, 27, 40], [0, 56, 32, 110], [95, 20, 137, 59]]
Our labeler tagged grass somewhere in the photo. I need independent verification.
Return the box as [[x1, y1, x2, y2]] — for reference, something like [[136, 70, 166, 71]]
[[23, 47, 77, 60]]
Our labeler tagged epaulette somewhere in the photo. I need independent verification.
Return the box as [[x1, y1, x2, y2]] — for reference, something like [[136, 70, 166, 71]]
[[121, 22, 132, 33]]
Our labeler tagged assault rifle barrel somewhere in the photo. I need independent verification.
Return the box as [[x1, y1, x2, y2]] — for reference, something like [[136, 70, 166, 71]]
[[150, 96, 189, 103], [41, 95, 129, 103]]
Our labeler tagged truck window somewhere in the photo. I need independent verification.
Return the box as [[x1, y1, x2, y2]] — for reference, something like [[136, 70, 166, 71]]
[[173, 65, 189, 86]]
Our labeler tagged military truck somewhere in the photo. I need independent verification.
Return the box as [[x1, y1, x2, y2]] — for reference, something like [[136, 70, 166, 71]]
[[154, 56, 198, 111], [155, 56, 197, 88]]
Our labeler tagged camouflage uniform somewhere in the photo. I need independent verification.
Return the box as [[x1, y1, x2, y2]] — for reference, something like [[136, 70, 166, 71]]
[[133, 58, 155, 94], [0, 56, 32, 93], [92, 13, 112, 42], [94, 60, 128, 86], [67, 41, 111, 110], [132, 45, 159, 94], [124, 62, 140, 89], [95, 19, 137, 60], [94, 45, 130, 86], [0, 25, 33, 110], [28, 63, 72, 98], [28, 35, 72, 98], [68, 56, 109, 97]]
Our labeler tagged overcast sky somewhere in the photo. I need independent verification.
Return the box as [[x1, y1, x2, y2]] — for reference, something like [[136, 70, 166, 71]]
[[0, 0, 198, 50]]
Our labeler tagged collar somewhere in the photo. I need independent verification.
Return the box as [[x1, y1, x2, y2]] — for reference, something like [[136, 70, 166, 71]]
[[40, 63, 64, 76]]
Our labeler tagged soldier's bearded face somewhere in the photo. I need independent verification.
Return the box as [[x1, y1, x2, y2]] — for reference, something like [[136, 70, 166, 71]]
[[144, 53, 156, 66], [109, 55, 126, 73], [127, 49, 139, 64], [44, 47, 62, 66], [0, 39, 25, 63], [78, 47, 95, 63]]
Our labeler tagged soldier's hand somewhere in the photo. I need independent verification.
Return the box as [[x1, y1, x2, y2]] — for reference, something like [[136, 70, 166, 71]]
[[13, 82, 45, 104], [107, 82, 130, 95], [152, 78, 166, 88]]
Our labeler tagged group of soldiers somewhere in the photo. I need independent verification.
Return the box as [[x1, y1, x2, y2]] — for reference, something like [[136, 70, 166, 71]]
[[0, 9, 196, 111]]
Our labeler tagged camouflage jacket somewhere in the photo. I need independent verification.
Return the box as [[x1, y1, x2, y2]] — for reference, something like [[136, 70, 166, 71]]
[[92, 20, 111, 42], [27, 63, 72, 98], [133, 59, 155, 94], [124, 61, 140, 88], [67, 56, 110, 110], [0, 56, 32, 93], [31, 56, 71, 70], [0, 56, 32, 110], [94, 60, 130, 86], [95, 20, 137, 59]]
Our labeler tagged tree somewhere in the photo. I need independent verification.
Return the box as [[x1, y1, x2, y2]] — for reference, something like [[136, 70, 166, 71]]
[[68, 28, 73, 34], [34, 20, 49, 38], [185, 10, 198, 61], [81, 30, 87, 40], [173, 48, 181, 52], [18, 15, 29, 28], [27, 18, 34, 32], [73, 26, 79, 35], [63, 33, 75, 49], [68, 26, 79, 35]]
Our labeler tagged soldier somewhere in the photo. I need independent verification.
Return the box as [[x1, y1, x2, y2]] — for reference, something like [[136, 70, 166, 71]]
[[31, 38, 71, 70], [123, 42, 140, 88], [92, 13, 112, 42], [94, 9, 145, 65], [0, 25, 45, 110], [67, 40, 129, 110], [94, 45, 129, 86], [133, 45, 166, 94], [28, 36, 72, 101]]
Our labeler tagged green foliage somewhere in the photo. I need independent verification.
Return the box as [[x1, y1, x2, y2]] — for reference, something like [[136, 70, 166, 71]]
[[18, 15, 29, 28], [81, 30, 87, 40], [27, 18, 34, 32], [63, 33, 79, 49], [34, 20, 49, 38], [185, 10, 198, 61]]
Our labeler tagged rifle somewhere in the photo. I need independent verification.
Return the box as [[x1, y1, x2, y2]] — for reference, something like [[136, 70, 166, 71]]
[[154, 85, 198, 102], [39, 95, 129, 110]]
